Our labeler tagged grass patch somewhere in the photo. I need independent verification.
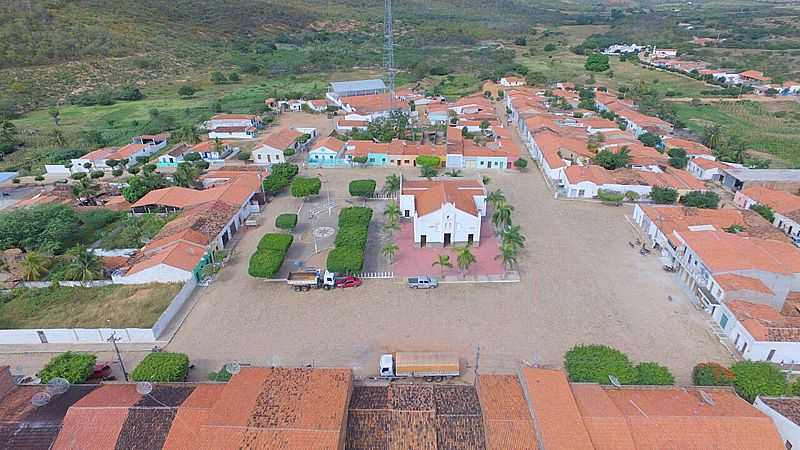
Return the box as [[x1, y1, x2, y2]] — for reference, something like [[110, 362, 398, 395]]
[[0, 283, 182, 329], [672, 101, 800, 167]]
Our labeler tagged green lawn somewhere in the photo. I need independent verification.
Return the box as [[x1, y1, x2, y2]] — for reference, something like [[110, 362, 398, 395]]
[[672, 101, 800, 167], [0, 283, 182, 329]]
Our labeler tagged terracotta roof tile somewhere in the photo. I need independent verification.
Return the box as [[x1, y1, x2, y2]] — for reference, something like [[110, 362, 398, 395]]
[[677, 231, 800, 274], [402, 179, 485, 217], [478, 375, 539, 450], [761, 397, 800, 426], [715, 273, 773, 295], [260, 129, 304, 150], [727, 300, 800, 342], [53, 408, 129, 450], [742, 185, 800, 215]]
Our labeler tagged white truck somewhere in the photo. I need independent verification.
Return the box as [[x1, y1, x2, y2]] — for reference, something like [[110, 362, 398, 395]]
[[379, 352, 460, 380], [407, 276, 438, 289], [287, 270, 336, 291]]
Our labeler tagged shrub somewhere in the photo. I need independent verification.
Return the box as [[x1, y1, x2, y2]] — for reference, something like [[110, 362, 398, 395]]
[[71, 172, 87, 180], [90, 171, 105, 179], [291, 177, 321, 198], [339, 207, 373, 228], [178, 84, 197, 98], [352, 155, 368, 164], [693, 362, 736, 386], [651, 186, 678, 204], [638, 132, 662, 148], [237, 151, 251, 161], [564, 344, 639, 384], [585, 53, 610, 72], [275, 214, 298, 231], [263, 175, 290, 194], [257, 233, 293, 253], [415, 155, 441, 168], [131, 352, 190, 382], [208, 367, 233, 382], [326, 247, 364, 273], [750, 203, 775, 223], [34, 175, 44, 181], [112, 168, 124, 177], [38, 351, 96, 383], [679, 191, 720, 209], [514, 158, 528, 170], [11, 178, 20, 184], [731, 361, 787, 402], [270, 163, 299, 179], [636, 362, 674, 385], [597, 189, 624, 202], [248, 250, 286, 278], [283, 148, 296, 157], [349, 179, 376, 198]]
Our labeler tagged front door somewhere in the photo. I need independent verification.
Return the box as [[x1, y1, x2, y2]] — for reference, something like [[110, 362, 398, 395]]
[[468, 234, 474, 245], [420, 235, 427, 247], [443, 233, 451, 247]]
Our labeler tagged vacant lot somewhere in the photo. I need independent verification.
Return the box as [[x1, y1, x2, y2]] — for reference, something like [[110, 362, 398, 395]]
[[0, 283, 181, 329], [166, 164, 730, 384]]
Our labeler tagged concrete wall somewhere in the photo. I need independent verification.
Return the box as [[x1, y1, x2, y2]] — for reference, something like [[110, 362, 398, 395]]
[[755, 398, 800, 450], [151, 278, 197, 338]]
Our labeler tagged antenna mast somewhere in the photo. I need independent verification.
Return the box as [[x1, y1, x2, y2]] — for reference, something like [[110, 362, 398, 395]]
[[384, 0, 396, 109]]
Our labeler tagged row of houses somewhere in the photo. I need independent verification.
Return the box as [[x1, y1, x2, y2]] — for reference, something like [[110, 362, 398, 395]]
[[45, 134, 170, 175], [4, 363, 796, 450], [109, 169, 265, 284], [633, 199, 800, 364], [506, 86, 710, 199]]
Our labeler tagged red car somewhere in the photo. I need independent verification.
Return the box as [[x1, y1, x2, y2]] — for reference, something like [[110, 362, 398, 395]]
[[335, 276, 362, 288]]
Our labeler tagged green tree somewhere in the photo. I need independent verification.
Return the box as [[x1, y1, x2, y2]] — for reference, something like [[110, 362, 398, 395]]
[[432, 254, 453, 277], [667, 148, 688, 169], [420, 166, 438, 179], [382, 242, 399, 263], [514, 158, 528, 170], [487, 190, 506, 210], [495, 242, 518, 270], [679, 191, 720, 209], [178, 84, 197, 98], [176, 125, 200, 145], [594, 147, 631, 170], [21, 251, 49, 281], [650, 186, 678, 204], [585, 53, 610, 72], [72, 177, 100, 205], [501, 224, 526, 251], [702, 124, 722, 149], [455, 244, 476, 276], [731, 361, 787, 403], [383, 202, 401, 230], [750, 203, 775, 223], [384, 174, 401, 194], [211, 71, 227, 84], [227, 72, 241, 82], [638, 132, 662, 148], [0, 120, 18, 155], [173, 162, 202, 188], [62, 244, 102, 283], [492, 203, 514, 230]]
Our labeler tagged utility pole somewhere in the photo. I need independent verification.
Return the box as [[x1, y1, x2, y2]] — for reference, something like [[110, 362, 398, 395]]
[[384, 0, 396, 110], [107, 331, 129, 382]]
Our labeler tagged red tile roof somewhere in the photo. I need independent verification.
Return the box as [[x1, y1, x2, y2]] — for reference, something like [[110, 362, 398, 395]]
[[678, 231, 800, 275], [739, 70, 771, 82], [132, 173, 260, 210], [664, 137, 713, 155], [727, 300, 800, 342], [402, 178, 485, 217], [340, 93, 393, 113], [742, 186, 800, 215], [478, 375, 539, 449], [716, 273, 774, 295], [259, 128, 304, 150]]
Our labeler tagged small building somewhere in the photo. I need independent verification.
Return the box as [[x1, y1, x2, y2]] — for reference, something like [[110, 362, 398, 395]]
[[328, 79, 387, 97], [602, 43, 643, 54], [734, 186, 800, 238], [206, 114, 262, 139], [335, 119, 369, 133], [499, 76, 525, 87], [755, 397, 800, 450], [307, 137, 347, 167], [711, 299, 800, 363], [687, 157, 734, 181], [251, 129, 304, 166], [651, 48, 678, 59], [739, 70, 772, 85], [399, 177, 486, 247], [719, 168, 800, 193]]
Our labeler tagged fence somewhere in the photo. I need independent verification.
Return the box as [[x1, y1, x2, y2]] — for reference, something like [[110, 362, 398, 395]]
[[0, 279, 197, 345], [355, 271, 394, 279]]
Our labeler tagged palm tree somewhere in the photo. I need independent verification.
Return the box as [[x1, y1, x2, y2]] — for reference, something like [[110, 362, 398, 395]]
[[432, 254, 453, 277], [178, 124, 201, 145], [384, 202, 401, 227], [501, 224, 526, 251], [382, 242, 399, 264], [491, 202, 514, 231], [486, 189, 506, 210], [455, 245, 476, 277], [702, 124, 721, 149], [71, 177, 100, 206], [21, 252, 48, 281], [495, 242, 518, 271], [63, 245, 102, 284], [384, 174, 401, 194]]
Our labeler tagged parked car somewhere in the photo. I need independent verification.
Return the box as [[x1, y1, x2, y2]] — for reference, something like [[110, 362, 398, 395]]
[[335, 276, 362, 288], [407, 276, 438, 289]]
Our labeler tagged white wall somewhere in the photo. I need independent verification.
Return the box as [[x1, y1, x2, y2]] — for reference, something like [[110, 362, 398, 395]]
[[115, 264, 194, 285], [0, 328, 157, 344], [413, 203, 481, 245], [755, 398, 800, 450], [712, 303, 800, 363]]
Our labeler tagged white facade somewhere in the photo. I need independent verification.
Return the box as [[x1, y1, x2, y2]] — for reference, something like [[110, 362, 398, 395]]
[[711, 302, 800, 363], [251, 144, 286, 166], [754, 398, 800, 450], [113, 264, 194, 285], [399, 188, 486, 247], [208, 129, 255, 140]]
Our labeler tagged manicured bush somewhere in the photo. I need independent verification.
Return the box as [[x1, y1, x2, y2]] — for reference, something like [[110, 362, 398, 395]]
[[731, 361, 787, 402], [38, 351, 96, 383], [112, 168, 124, 177], [514, 158, 528, 170], [326, 247, 364, 273], [334, 226, 368, 249], [415, 155, 441, 168], [693, 362, 736, 386], [564, 344, 639, 384], [651, 186, 678, 204], [249, 233, 293, 278], [131, 352, 190, 382], [257, 233, 293, 253], [635, 362, 674, 385], [283, 148, 296, 157], [349, 179, 376, 198], [271, 163, 299, 179], [71, 172, 87, 180], [597, 189, 624, 202], [290, 177, 321, 198], [90, 171, 105, 179], [339, 207, 373, 227], [248, 250, 286, 278], [275, 213, 298, 230], [263, 175, 290, 194]]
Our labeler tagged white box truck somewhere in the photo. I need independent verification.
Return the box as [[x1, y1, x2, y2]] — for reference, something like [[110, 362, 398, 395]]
[[379, 352, 460, 379]]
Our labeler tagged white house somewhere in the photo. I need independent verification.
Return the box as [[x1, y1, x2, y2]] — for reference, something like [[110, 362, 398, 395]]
[[399, 178, 486, 247], [651, 48, 678, 59], [251, 129, 303, 166], [206, 114, 262, 139], [734, 186, 800, 238], [755, 397, 800, 450], [499, 76, 525, 87], [602, 43, 643, 55], [687, 157, 733, 181], [711, 299, 800, 363], [69, 139, 163, 173]]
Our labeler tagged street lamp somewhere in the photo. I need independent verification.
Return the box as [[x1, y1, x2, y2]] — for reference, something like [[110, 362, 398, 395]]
[[107, 320, 128, 381]]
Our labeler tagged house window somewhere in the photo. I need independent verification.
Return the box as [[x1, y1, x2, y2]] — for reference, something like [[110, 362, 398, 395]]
[[719, 314, 729, 329], [767, 349, 776, 361], [786, 440, 792, 450], [369, 158, 375, 163], [404, 210, 410, 217], [578, 189, 585, 197], [480, 161, 485, 166]]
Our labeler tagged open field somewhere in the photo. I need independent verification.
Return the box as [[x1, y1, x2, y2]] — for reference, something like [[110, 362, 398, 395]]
[[672, 100, 800, 167], [0, 283, 182, 329]]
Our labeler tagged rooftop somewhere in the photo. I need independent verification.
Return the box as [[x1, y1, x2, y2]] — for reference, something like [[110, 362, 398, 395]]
[[677, 230, 800, 275], [727, 300, 800, 342], [329, 79, 387, 93], [723, 168, 800, 183], [402, 178, 485, 217], [258, 128, 304, 150], [760, 397, 800, 426], [741, 185, 800, 215]]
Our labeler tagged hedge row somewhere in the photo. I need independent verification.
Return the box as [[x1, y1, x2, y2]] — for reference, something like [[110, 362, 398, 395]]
[[694, 360, 789, 403], [564, 344, 673, 385], [38, 351, 97, 384], [131, 352, 190, 382], [262, 163, 299, 194], [249, 233, 293, 278], [291, 176, 321, 198], [275, 213, 298, 230], [349, 179, 376, 198], [327, 207, 372, 274]]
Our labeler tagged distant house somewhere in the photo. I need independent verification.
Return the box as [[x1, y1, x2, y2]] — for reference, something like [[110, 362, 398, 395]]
[[399, 178, 487, 247], [687, 157, 734, 181], [251, 129, 304, 166], [499, 76, 525, 87], [734, 186, 800, 238], [328, 79, 387, 98], [327, 93, 395, 122], [616, 108, 674, 137], [206, 114, 262, 139], [158, 141, 235, 166], [335, 119, 369, 133], [651, 48, 678, 59], [307, 137, 347, 166], [69, 135, 165, 172], [739, 70, 772, 85], [719, 168, 800, 192], [602, 43, 643, 54]]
